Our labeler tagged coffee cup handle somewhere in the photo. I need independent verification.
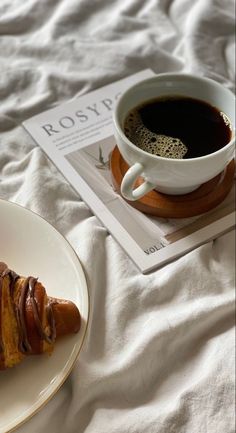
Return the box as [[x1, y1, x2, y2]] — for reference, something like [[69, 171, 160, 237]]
[[121, 162, 155, 201]]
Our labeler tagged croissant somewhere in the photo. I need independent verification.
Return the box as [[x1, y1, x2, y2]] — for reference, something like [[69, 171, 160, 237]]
[[0, 262, 81, 370]]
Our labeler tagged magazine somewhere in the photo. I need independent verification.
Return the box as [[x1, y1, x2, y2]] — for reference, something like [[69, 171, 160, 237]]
[[23, 70, 235, 273]]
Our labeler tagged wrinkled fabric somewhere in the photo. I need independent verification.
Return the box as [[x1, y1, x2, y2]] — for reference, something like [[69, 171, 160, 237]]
[[0, 1, 235, 432]]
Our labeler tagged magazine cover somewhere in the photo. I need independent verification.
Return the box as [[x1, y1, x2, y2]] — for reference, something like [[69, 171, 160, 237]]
[[23, 70, 235, 273]]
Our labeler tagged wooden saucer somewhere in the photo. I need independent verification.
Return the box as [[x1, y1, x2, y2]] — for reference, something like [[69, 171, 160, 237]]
[[110, 146, 235, 218]]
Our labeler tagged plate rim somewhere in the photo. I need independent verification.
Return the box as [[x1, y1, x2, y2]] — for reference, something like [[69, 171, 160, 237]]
[[0, 198, 90, 433]]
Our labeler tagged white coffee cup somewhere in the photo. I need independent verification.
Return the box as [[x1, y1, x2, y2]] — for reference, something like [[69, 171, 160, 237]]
[[113, 73, 235, 200]]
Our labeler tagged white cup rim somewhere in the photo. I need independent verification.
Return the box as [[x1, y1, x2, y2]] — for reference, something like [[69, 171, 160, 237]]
[[113, 73, 235, 163]]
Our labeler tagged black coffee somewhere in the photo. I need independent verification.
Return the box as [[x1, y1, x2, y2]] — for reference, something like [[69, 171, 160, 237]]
[[124, 96, 232, 159]]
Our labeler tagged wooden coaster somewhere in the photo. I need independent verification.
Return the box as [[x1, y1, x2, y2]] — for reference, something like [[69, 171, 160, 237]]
[[110, 146, 235, 218]]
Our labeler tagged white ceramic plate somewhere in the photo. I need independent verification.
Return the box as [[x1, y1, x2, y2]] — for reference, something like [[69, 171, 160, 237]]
[[0, 199, 89, 433]]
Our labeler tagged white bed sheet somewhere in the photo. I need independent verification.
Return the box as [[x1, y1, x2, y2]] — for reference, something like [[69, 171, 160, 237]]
[[0, 0, 235, 432]]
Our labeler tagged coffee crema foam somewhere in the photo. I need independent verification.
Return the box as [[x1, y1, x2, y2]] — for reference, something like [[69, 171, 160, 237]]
[[124, 109, 188, 159]]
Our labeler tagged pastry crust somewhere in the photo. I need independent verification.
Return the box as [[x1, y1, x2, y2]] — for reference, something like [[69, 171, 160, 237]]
[[0, 262, 81, 370]]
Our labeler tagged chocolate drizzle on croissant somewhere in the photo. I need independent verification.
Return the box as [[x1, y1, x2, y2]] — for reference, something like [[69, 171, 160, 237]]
[[17, 276, 56, 354], [0, 262, 81, 370]]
